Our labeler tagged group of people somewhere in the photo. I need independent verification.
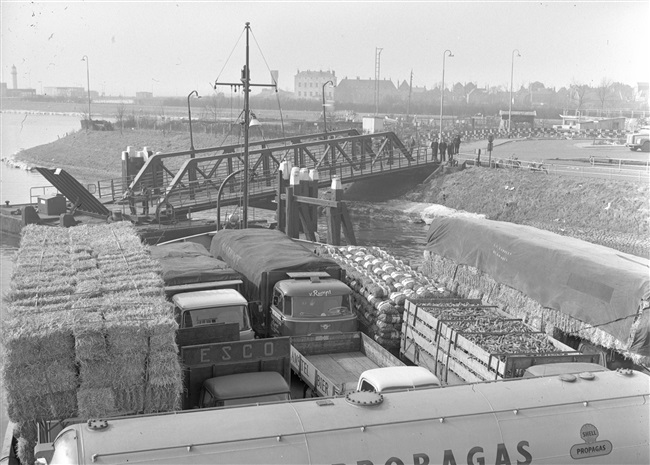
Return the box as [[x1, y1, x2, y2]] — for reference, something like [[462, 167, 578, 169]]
[[430, 134, 461, 162]]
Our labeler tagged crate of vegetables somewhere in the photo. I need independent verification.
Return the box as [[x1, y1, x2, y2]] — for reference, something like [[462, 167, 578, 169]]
[[401, 298, 593, 383]]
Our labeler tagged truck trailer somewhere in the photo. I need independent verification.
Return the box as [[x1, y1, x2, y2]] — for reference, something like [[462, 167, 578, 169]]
[[32, 369, 649, 465], [290, 331, 439, 397], [210, 228, 358, 337]]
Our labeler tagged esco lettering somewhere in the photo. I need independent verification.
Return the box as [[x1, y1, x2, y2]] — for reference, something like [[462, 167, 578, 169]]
[[264, 341, 274, 356], [220, 345, 231, 361], [243, 343, 252, 358]]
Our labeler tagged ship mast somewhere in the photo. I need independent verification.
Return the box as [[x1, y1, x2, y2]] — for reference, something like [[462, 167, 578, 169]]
[[214, 22, 276, 228]]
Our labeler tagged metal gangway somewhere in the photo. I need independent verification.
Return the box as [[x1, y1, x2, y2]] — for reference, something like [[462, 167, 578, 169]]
[[98, 129, 435, 221]]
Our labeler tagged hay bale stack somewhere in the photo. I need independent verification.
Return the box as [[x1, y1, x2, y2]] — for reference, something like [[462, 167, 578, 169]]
[[1, 223, 181, 449]]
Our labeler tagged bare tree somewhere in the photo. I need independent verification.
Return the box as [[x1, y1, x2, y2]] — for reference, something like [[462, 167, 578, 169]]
[[570, 82, 590, 112], [595, 78, 613, 111], [115, 102, 126, 134]]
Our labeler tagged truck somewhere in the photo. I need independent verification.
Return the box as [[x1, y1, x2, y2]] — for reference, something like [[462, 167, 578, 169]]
[[28, 369, 650, 464], [150, 241, 255, 340], [290, 332, 440, 397], [209, 228, 358, 337], [1, 334, 293, 465], [625, 126, 650, 152], [178, 333, 292, 410], [400, 298, 605, 383]]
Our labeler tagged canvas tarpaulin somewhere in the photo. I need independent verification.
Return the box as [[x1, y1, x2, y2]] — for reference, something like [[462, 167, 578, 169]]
[[425, 217, 650, 358], [210, 229, 341, 301], [150, 242, 241, 287]]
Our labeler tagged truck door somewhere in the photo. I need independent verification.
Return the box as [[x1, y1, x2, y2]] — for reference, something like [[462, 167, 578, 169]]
[[269, 289, 287, 337]]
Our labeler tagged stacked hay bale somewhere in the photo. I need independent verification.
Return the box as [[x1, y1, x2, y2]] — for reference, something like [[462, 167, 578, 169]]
[[318, 245, 450, 350], [1, 223, 181, 464]]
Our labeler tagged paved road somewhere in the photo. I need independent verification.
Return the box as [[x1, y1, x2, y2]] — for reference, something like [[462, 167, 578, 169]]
[[454, 138, 649, 183]]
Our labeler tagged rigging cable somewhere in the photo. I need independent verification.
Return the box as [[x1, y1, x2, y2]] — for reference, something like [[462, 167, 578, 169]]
[[250, 28, 286, 142]]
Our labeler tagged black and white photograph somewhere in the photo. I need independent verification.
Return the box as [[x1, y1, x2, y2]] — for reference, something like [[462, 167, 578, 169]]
[[1, 1, 648, 464]]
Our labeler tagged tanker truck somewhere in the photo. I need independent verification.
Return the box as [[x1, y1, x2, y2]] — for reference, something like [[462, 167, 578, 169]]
[[31, 369, 649, 464]]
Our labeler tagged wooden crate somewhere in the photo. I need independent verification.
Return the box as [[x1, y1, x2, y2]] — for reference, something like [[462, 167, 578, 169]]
[[401, 299, 593, 382]]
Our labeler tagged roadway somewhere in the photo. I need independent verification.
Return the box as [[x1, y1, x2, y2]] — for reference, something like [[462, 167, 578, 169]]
[[454, 138, 649, 184]]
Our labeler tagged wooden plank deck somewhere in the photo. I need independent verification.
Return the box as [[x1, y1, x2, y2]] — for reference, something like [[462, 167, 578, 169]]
[[308, 351, 381, 386]]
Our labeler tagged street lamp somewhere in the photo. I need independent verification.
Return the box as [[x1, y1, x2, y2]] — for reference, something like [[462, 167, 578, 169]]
[[187, 90, 200, 158], [509, 49, 521, 135], [81, 55, 91, 123], [439, 49, 453, 140], [322, 80, 334, 134]]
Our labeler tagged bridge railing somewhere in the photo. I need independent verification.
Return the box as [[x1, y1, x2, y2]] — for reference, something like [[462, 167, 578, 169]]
[[153, 131, 425, 214]]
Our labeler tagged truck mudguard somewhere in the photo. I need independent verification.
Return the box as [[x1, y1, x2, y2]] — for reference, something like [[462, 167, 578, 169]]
[[46, 370, 648, 464]]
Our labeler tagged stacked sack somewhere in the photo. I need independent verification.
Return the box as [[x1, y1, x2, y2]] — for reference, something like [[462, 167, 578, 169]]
[[318, 245, 451, 350]]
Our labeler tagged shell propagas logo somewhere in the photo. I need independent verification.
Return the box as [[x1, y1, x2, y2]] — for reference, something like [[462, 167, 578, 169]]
[[569, 424, 613, 460]]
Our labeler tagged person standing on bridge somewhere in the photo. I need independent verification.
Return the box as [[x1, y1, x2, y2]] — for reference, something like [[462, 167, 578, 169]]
[[140, 185, 151, 216], [439, 139, 447, 162], [430, 138, 439, 161], [453, 134, 461, 155], [447, 140, 454, 161]]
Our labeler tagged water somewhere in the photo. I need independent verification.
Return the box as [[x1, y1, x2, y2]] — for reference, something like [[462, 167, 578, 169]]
[[0, 111, 82, 446]]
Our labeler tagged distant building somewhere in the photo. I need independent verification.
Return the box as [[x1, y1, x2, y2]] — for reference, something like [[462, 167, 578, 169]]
[[335, 77, 398, 106], [294, 70, 336, 100], [135, 91, 153, 99], [636, 82, 649, 103], [44, 86, 86, 98], [1, 65, 36, 98], [397, 80, 427, 96], [498, 110, 537, 130]]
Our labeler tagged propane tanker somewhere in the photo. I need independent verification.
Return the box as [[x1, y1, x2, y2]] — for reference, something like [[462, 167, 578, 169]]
[[34, 369, 649, 465]]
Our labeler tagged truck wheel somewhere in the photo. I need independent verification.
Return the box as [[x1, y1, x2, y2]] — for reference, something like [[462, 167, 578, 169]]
[[642, 141, 650, 152]]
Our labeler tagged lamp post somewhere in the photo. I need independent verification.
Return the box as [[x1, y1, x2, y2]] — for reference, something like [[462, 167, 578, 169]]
[[81, 55, 91, 122], [439, 49, 453, 140], [322, 80, 334, 134], [187, 90, 200, 158], [508, 49, 521, 135]]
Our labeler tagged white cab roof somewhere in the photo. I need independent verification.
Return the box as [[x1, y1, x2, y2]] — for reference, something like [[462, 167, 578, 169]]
[[172, 288, 247, 309]]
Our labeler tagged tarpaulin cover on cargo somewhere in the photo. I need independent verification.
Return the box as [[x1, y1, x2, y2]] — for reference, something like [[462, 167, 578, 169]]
[[210, 229, 341, 300], [150, 242, 241, 287], [425, 217, 650, 358]]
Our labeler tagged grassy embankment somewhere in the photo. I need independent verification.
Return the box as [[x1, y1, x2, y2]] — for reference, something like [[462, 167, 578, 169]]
[[14, 128, 650, 258], [14, 128, 234, 185]]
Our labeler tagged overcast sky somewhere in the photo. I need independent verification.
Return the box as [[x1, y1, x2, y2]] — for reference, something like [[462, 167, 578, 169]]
[[1, 0, 648, 97]]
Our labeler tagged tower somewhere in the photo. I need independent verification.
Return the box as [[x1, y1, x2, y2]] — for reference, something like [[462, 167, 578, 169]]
[[11, 65, 17, 89]]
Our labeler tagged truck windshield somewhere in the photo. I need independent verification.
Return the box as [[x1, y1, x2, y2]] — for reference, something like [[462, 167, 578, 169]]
[[185, 305, 251, 330], [50, 429, 78, 465], [291, 295, 352, 318]]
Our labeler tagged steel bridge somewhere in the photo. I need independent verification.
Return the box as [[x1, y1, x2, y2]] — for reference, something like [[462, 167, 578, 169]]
[[97, 129, 435, 220]]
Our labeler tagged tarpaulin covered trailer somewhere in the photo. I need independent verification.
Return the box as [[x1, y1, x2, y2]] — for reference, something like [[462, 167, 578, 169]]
[[424, 217, 649, 362]]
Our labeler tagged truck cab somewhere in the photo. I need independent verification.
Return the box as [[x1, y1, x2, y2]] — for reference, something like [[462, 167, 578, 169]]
[[269, 272, 357, 336], [625, 126, 650, 152], [357, 366, 441, 393], [172, 289, 255, 340], [199, 371, 291, 408]]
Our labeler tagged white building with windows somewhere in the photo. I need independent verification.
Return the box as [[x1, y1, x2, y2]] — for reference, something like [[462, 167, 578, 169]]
[[294, 70, 336, 100]]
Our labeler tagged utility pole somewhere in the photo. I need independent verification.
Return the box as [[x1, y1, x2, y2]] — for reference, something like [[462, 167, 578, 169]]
[[374, 47, 383, 115], [406, 69, 413, 119]]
